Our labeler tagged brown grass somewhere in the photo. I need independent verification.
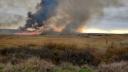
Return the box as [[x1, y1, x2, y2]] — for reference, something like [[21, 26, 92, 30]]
[[0, 34, 127, 71], [0, 34, 127, 49], [97, 61, 128, 72]]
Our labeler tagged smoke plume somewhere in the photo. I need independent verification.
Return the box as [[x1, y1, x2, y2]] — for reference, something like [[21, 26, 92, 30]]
[[24, 0, 101, 33], [2, 0, 128, 34], [24, 0, 120, 33]]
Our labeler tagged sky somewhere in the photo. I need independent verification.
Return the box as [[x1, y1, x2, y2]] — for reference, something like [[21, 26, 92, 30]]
[[82, 6, 128, 34], [0, 0, 128, 34]]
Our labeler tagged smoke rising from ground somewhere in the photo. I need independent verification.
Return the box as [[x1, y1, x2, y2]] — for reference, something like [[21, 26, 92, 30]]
[[54, 0, 102, 33], [24, 0, 121, 33], [2, 0, 128, 34], [27, 0, 104, 33]]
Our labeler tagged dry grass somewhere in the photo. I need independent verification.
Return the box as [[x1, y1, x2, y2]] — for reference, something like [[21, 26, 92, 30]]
[[97, 61, 128, 72], [0, 35, 128, 63], [0, 34, 127, 72], [0, 58, 54, 72], [0, 34, 127, 49], [0, 58, 94, 72]]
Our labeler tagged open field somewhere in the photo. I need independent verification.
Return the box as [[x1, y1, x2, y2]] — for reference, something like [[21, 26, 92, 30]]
[[0, 34, 128, 72], [0, 34, 128, 48]]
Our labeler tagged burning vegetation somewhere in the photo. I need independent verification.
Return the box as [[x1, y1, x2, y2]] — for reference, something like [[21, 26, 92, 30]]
[[16, 0, 120, 35]]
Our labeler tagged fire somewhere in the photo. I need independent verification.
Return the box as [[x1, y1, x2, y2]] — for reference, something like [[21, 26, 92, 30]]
[[80, 29, 87, 33], [76, 28, 86, 33], [15, 31, 41, 35]]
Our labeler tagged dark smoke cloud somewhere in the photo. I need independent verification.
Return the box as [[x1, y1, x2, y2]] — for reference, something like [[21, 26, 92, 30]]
[[25, 0, 58, 28], [24, 0, 120, 33]]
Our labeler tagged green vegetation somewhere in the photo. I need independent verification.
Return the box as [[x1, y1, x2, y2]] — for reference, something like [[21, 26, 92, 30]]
[[79, 67, 93, 72]]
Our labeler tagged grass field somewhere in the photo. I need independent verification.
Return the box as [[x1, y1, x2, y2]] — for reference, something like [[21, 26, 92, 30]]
[[0, 34, 128, 48], [0, 34, 128, 72]]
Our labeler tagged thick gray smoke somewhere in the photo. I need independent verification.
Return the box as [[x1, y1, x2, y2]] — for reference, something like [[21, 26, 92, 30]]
[[1, 0, 123, 34], [56, 0, 103, 32], [24, 0, 120, 33]]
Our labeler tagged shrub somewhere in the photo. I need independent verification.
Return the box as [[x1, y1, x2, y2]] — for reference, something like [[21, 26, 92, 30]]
[[52, 63, 80, 72], [79, 67, 93, 72], [2, 58, 54, 72], [105, 47, 128, 62], [97, 61, 128, 72]]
